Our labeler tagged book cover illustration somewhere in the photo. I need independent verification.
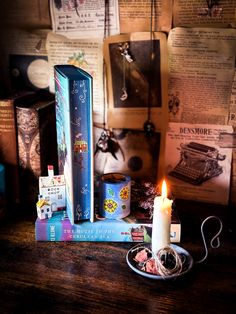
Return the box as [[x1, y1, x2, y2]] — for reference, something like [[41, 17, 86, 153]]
[[16, 98, 58, 207], [54, 65, 94, 224], [35, 209, 181, 243]]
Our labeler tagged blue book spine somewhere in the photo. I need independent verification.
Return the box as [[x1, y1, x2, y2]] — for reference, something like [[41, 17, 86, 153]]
[[54, 65, 94, 224], [0, 164, 6, 218], [70, 78, 93, 221], [55, 68, 72, 222]]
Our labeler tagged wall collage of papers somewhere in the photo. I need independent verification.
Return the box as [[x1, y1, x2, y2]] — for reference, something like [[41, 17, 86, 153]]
[[0, 0, 235, 206]]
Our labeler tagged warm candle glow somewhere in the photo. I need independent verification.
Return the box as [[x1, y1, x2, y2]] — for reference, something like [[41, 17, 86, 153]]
[[151, 179, 173, 254], [161, 180, 167, 198]]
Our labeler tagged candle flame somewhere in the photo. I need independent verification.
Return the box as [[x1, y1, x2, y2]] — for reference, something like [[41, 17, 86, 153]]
[[161, 180, 167, 198]]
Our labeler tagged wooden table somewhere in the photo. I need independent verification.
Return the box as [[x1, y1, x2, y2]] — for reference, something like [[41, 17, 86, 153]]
[[0, 200, 235, 313]]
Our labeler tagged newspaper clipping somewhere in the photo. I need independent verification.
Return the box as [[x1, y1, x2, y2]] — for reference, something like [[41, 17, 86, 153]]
[[173, 0, 236, 28], [46, 32, 104, 124], [118, 0, 172, 33], [49, 0, 120, 39], [165, 122, 233, 205], [168, 27, 236, 125]]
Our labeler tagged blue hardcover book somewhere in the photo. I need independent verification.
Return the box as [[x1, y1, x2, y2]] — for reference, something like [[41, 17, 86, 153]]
[[54, 65, 94, 223], [35, 210, 181, 243]]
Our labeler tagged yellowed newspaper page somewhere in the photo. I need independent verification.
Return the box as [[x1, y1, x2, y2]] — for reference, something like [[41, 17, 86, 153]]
[[229, 70, 236, 128], [46, 32, 104, 124], [168, 27, 236, 125], [49, 0, 120, 39], [119, 0, 173, 33], [173, 0, 236, 28]]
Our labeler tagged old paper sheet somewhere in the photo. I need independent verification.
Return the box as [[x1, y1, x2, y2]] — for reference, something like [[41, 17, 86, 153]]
[[49, 0, 120, 39], [173, 0, 236, 28], [165, 122, 233, 205], [46, 32, 104, 124], [168, 27, 236, 125], [119, 0, 172, 33]]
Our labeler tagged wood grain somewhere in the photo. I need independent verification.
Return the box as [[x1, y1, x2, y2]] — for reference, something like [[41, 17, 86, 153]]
[[0, 200, 235, 313]]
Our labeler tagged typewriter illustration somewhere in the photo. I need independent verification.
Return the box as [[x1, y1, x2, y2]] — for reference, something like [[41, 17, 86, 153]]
[[168, 142, 226, 185]]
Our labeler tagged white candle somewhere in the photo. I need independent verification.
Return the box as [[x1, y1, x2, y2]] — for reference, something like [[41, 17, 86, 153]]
[[151, 180, 173, 254]]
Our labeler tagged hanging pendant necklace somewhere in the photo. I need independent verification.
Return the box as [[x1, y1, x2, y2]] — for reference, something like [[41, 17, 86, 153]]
[[143, 0, 156, 137], [94, 0, 124, 161], [119, 42, 133, 101]]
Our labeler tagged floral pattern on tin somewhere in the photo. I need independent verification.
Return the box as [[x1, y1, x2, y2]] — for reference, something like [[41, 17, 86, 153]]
[[104, 199, 118, 214], [119, 185, 129, 201]]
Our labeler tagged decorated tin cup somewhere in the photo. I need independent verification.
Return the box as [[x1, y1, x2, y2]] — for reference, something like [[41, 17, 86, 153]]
[[99, 173, 131, 219]]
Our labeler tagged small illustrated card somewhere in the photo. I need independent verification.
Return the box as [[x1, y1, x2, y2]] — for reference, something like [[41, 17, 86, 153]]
[[39, 166, 66, 211]]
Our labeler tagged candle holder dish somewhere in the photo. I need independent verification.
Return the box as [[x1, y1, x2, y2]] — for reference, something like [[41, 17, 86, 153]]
[[126, 243, 193, 280], [126, 216, 223, 280]]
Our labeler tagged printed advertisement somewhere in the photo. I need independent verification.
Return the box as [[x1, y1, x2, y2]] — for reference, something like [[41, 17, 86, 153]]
[[165, 122, 233, 205]]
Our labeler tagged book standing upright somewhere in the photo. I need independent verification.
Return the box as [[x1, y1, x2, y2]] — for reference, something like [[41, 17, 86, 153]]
[[16, 97, 58, 208], [0, 91, 37, 209], [54, 65, 94, 224]]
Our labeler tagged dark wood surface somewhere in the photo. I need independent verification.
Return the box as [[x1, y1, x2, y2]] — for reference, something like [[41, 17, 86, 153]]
[[0, 200, 235, 314]]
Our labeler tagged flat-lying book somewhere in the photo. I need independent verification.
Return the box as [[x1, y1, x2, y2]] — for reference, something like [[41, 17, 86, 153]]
[[35, 208, 181, 243]]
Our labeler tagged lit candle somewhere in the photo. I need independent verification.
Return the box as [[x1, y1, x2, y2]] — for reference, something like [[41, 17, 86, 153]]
[[151, 180, 173, 255]]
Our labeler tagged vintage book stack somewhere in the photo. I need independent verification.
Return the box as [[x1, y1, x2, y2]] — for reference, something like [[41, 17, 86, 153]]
[[0, 91, 38, 210], [35, 207, 181, 243], [16, 94, 58, 208], [0, 90, 58, 212]]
